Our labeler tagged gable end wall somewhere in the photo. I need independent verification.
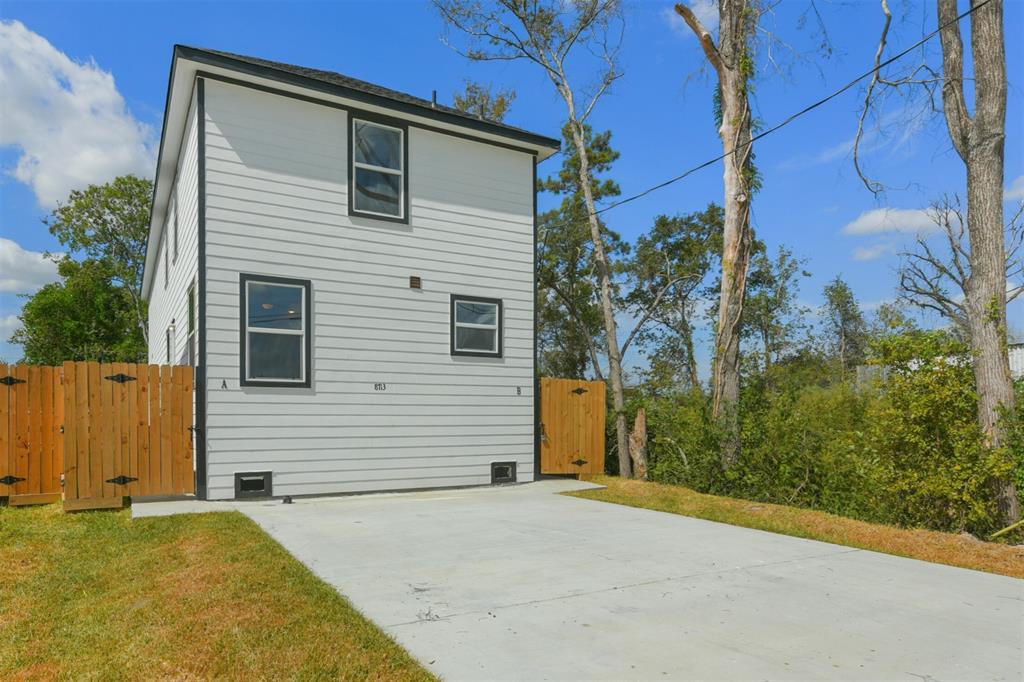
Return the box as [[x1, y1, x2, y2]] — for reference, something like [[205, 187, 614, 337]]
[[200, 78, 536, 499]]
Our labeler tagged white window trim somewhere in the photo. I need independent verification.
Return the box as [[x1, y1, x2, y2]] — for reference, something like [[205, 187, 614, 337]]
[[165, 324, 175, 365], [453, 299, 500, 354], [244, 280, 307, 384], [351, 119, 404, 220]]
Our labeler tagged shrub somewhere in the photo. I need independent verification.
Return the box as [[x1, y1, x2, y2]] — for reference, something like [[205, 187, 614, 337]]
[[860, 331, 1016, 534]]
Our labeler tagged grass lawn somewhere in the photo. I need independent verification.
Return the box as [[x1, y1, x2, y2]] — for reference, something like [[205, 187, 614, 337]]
[[569, 476, 1024, 579], [0, 504, 434, 681]]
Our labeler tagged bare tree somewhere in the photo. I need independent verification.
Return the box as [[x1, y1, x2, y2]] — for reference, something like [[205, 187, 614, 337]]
[[433, 0, 638, 476], [856, 0, 1019, 524], [899, 197, 1023, 335], [674, 1, 760, 469]]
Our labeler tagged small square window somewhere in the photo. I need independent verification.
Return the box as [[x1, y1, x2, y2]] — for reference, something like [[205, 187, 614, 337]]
[[451, 295, 502, 358], [350, 117, 406, 221], [240, 275, 311, 387]]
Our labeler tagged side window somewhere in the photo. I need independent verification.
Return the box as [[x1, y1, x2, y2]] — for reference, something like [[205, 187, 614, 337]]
[[163, 234, 169, 289], [350, 118, 405, 221], [171, 190, 179, 263], [450, 295, 502, 358], [186, 283, 196, 367], [240, 274, 311, 387]]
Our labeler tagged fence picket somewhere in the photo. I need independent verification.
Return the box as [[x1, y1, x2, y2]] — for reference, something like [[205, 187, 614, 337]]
[[63, 363, 78, 500]]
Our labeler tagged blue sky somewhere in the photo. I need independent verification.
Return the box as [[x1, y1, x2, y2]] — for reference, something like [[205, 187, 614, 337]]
[[1, 1, 1022, 367]]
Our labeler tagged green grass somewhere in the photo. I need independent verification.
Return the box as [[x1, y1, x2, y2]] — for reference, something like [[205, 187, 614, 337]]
[[0, 504, 434, 681], [570, 476, 1024, 579]]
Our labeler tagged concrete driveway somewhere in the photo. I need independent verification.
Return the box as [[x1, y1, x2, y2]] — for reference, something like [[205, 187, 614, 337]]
[[137, 480, 1023, 680]]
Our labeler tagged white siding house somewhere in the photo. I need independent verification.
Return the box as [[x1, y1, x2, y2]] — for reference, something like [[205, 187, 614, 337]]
[[142, 46, 559, 500]]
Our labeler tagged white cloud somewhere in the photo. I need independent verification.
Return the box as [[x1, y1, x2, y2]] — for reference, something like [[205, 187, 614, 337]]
[[852, 242, 893, 261], [1006, 175, 1024, 201], [0, 314, 19, 339], [664, 1, 719, 37], [842, 208, 936, 236], [0, 237, 60, 293], [0, 20, 155, 207]]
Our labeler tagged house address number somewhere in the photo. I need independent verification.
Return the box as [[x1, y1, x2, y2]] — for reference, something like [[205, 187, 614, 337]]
[[374, 383, 387, 391]]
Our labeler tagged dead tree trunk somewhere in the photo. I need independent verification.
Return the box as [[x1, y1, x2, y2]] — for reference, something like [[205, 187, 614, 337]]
[[629, 407, 649, 481], [676, 1, 756, 469], [937, 0, 1019, 525]]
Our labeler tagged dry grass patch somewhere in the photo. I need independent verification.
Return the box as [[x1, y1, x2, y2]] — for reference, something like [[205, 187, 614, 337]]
[[569, 477, 1024, 579], [0, 504, 434, 681]]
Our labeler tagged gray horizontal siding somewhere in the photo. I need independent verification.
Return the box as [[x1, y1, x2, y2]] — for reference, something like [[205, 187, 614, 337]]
[[149, 89, 199, 366], [202, 78, 535, 499]]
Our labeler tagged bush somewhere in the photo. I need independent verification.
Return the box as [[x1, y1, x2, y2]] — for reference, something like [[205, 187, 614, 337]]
[[863, 332, 1016, 534], [633, 330, 1020, 537]]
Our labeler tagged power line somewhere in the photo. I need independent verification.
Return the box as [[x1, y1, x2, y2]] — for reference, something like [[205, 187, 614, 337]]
[[543, 0, 990, 227]]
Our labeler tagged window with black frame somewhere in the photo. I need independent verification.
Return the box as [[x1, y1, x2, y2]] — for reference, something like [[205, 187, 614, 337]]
[[351, 118, 404, 220], [240, 275, 310, 386], [450, 295, 502, 358]]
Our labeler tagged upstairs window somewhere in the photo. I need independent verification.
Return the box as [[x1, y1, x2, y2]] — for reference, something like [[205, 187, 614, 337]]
[[450, 295, 502, 358], [350, 118, 405, 221], [240, 274, 311, 387]]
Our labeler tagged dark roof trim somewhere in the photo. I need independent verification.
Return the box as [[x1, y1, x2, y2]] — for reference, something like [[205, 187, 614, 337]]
[[174, 45, 560, 151]]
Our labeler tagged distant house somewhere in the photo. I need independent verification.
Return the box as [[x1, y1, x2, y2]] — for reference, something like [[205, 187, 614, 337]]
[[1010, 343, 1024, 380], [141, 46, 559, 500], [856, 342, 1024, 386]]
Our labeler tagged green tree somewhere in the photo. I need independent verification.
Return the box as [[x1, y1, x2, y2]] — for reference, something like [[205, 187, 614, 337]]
[[435, 0, 639, 477], [823, 276, 868, 371], [453, 81, 516, 122], [625, 205, 722, 392], [11, 257, 146, 364], [43, 175, 152, 344], [537, 124, 625, 379], [742, 245, 811, 375]]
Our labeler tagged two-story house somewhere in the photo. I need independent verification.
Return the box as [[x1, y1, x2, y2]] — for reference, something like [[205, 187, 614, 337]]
[[142, 46, 559, 500]]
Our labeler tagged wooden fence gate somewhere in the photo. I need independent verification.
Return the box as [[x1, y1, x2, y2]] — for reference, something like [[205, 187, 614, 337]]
[[1, 362, 194, 510], [0, 365, 64, 506], [540, 377, 606, 476]]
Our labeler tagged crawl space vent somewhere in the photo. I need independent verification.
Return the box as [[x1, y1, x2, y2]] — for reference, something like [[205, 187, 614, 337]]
[[235, 471, 272, 499], [491, 461, 517, 485]]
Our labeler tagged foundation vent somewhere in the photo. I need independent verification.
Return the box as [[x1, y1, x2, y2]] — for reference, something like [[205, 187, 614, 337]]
[[491, 461, 517, 485], [235, 471, 273, 499]]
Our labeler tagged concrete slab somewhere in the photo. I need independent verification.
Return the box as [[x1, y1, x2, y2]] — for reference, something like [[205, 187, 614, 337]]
[[140, 480, 1024, 680]]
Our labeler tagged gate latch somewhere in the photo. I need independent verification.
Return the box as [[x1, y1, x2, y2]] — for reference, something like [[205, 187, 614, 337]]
[[571, 387, 588, 395], [0, 475, 26, 485], [571, 458, 588, 467], [106, 476, 138, 485]]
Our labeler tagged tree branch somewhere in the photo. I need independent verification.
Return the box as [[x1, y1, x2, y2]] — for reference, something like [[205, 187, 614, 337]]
[[674, 3, 724, 76]]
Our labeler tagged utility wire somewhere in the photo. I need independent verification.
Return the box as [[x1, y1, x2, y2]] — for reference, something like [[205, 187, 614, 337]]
[[543, 0, 990, 227]]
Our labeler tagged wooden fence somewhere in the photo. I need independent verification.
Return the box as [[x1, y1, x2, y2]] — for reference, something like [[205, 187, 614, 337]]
[[540, 377, 606, 477], [0, 362, 194, 510]]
